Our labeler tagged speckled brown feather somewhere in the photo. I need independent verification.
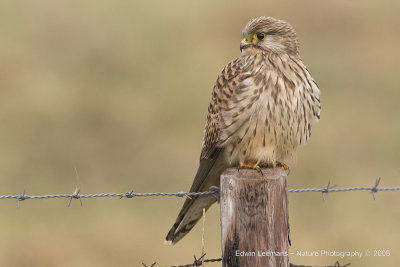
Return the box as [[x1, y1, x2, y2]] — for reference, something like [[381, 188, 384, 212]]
[[201, 57, 243, 160], [166, 16, 321, 244]]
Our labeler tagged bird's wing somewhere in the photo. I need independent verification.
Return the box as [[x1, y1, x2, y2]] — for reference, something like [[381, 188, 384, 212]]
[[165, 57, 245, 244], [189, 56, 244, 193]]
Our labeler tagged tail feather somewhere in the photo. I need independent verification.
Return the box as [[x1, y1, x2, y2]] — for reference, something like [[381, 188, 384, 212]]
[[165, 195, 216, 244], [165, 148, 225, 244]]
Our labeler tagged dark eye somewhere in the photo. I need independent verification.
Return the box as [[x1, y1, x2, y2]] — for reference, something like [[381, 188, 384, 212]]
[[256, 33, 265, 40]]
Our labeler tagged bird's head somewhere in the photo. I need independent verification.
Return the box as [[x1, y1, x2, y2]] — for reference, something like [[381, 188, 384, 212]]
[[240, 17, 299, 56]]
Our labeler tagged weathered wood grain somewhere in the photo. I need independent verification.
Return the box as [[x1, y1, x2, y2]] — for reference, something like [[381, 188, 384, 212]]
[[220, 168, 289, 267]]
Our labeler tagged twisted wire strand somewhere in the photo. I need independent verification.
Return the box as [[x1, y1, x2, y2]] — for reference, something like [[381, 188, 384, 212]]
[[288, 186, 400, 193], [0, 190, 220, 200], [1, 178, 399, 203]]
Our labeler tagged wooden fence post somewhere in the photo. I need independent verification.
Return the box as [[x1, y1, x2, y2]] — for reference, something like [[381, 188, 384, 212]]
[[220, 168, 289, 267]]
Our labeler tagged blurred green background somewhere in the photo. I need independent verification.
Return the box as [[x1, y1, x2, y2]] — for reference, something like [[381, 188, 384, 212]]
[[0, 0, 399, 266]]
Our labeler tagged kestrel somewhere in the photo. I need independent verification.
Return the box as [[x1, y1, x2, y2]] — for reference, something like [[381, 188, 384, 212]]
[[166, 17, 321, 244]]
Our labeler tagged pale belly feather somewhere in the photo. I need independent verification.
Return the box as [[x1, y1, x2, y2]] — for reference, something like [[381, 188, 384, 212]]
[[224, 89, 300, 165], [217, 53, 320, 166]]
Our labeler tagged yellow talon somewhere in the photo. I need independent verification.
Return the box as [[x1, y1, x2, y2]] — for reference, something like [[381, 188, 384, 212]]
[[239, 161, 261, 171], [276, 161, 290, 171]]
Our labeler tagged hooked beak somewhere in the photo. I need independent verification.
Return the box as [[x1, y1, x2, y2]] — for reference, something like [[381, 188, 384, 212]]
[[240, 38, 252, 52]]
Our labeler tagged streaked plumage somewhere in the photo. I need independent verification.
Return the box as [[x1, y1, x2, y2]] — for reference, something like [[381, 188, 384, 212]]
[[166, 16, 321, 244]]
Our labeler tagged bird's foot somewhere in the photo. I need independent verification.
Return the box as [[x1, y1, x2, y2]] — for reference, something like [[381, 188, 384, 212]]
[[276, 161, 290, 174], [239, 161, 263, 176]]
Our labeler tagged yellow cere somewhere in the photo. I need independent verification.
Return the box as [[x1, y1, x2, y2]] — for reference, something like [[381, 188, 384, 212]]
[[242, 37, 252, 44]]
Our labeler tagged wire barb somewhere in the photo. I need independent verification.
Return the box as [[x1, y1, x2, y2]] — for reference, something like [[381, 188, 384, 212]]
[[370, 177, 381, 200], [17, 189, 26, 208], [142, 262, 156, 267], [334, 261, 351, 267], [67, 188, 83, 207], [121, 190, 134, 199], [193, 253, 205, 266], [168, 253, 222, 267], [322, 181, 337, 201]]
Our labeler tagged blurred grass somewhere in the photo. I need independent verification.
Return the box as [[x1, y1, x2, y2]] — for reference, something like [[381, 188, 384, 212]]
[[0, 0, 399, 266]]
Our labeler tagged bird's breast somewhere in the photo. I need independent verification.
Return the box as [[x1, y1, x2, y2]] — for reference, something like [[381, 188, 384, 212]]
[[219, 54, 320, 165]]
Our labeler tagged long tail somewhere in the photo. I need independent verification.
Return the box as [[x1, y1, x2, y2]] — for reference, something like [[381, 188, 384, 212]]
[[165, 148, 224, 244], [165, 194, 216, 244]]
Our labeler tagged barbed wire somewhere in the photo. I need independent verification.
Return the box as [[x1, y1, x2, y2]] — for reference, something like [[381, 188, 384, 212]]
[[1, 178, 399, 207], [0, 179, 386, 267], [289, 262, 350, 267], [142, 253, 350, 267], [167, 253, 222, 267]]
